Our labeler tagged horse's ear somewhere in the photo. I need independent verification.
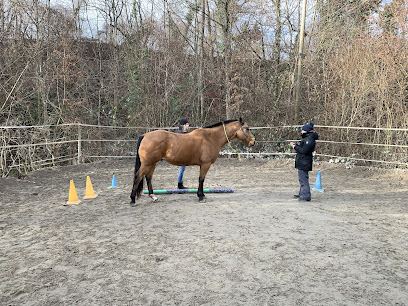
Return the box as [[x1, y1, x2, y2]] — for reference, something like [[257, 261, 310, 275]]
[[239, 117, 243, 125]]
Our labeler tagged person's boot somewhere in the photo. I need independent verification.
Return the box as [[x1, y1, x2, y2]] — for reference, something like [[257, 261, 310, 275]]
[[178, 182, 187, 189]]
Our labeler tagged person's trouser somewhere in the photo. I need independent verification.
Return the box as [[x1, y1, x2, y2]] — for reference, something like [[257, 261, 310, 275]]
[[178, 166, 186, 183], [298, 169, 311, 200]]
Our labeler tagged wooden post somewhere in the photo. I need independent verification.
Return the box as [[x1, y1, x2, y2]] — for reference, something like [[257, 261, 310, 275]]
[[77, 123, 81, 164]]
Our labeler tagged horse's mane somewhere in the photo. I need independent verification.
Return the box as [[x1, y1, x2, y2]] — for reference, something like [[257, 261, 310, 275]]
[[204, 119, 238, 129]]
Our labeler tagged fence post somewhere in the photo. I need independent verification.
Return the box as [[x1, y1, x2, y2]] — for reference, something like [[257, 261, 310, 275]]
[[77, 123, 82, 164]]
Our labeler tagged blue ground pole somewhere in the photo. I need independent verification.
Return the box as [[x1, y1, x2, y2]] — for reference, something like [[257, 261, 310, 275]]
[[143, 188, 234, 194]]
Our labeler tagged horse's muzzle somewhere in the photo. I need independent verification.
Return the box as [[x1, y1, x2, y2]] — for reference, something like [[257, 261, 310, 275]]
[[248, 139, 255, 147]]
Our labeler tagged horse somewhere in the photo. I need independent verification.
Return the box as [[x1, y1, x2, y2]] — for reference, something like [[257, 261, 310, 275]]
[[130, 118, 255, 206]]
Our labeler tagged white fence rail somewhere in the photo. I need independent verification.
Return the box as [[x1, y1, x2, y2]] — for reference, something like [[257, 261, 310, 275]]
[[1, 123, 407, 176]]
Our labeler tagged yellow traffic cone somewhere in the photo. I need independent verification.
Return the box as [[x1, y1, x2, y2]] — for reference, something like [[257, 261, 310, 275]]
[[65, 180, 81, 205], [83, 176, 98, 199]]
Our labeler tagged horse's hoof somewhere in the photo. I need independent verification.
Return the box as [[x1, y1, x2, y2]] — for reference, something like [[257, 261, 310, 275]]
[[199, 198, 206, 203], [149, 195, 158, 202], [130, 201, 137, 207]]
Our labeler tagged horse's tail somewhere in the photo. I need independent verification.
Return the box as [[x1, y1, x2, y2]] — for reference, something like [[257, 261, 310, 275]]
[[134, 135, 144, 197]]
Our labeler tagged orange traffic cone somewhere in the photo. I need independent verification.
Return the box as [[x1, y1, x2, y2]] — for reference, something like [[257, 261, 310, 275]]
[[64, 180, 81, 205], [83, 176, 98, 199]]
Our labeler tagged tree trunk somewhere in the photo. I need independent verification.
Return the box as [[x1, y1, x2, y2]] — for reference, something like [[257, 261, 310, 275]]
[[223, 0, 231, 120], [199, 0, 205, 123], [272, 0, 282, 106]]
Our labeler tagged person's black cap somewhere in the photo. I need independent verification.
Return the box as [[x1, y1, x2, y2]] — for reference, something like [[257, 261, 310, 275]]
[[180, 118, 189, 125]]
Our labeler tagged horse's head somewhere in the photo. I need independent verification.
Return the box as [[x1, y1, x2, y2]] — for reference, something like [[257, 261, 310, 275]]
[[237, 118, 255, 147]]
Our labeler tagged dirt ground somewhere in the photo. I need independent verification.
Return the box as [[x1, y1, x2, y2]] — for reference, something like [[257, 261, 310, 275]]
[[1, 158, 407, 305]]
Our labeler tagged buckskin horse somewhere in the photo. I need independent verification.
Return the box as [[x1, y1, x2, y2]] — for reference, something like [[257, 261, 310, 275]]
[[130, 118, 255, 206]]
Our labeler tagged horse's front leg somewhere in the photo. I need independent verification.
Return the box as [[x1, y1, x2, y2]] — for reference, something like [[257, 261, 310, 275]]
[[198, 163, 211, 203]]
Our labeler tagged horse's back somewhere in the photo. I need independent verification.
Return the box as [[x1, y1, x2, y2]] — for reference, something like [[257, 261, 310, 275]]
[[139, 129, 204, 166], [142, 129, 181, 145]]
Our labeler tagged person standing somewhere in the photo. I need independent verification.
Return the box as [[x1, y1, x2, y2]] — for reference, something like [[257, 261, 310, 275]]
[[177, 118, 190, 189], [290, 122, 319, 201]]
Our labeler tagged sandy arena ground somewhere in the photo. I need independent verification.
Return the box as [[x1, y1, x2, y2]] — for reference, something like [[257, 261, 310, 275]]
[[1, 158, 408, 305]]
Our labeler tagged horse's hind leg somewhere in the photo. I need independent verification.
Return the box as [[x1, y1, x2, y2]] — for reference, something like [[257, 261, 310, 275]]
[[130, 165, 150, 206], [145, 165, 158, 202], [130, 175, 143, 205]]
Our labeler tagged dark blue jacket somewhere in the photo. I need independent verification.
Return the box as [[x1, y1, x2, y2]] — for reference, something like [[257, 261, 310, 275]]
[[178, 125, 187, 134], [294, 132, 319, 171]]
